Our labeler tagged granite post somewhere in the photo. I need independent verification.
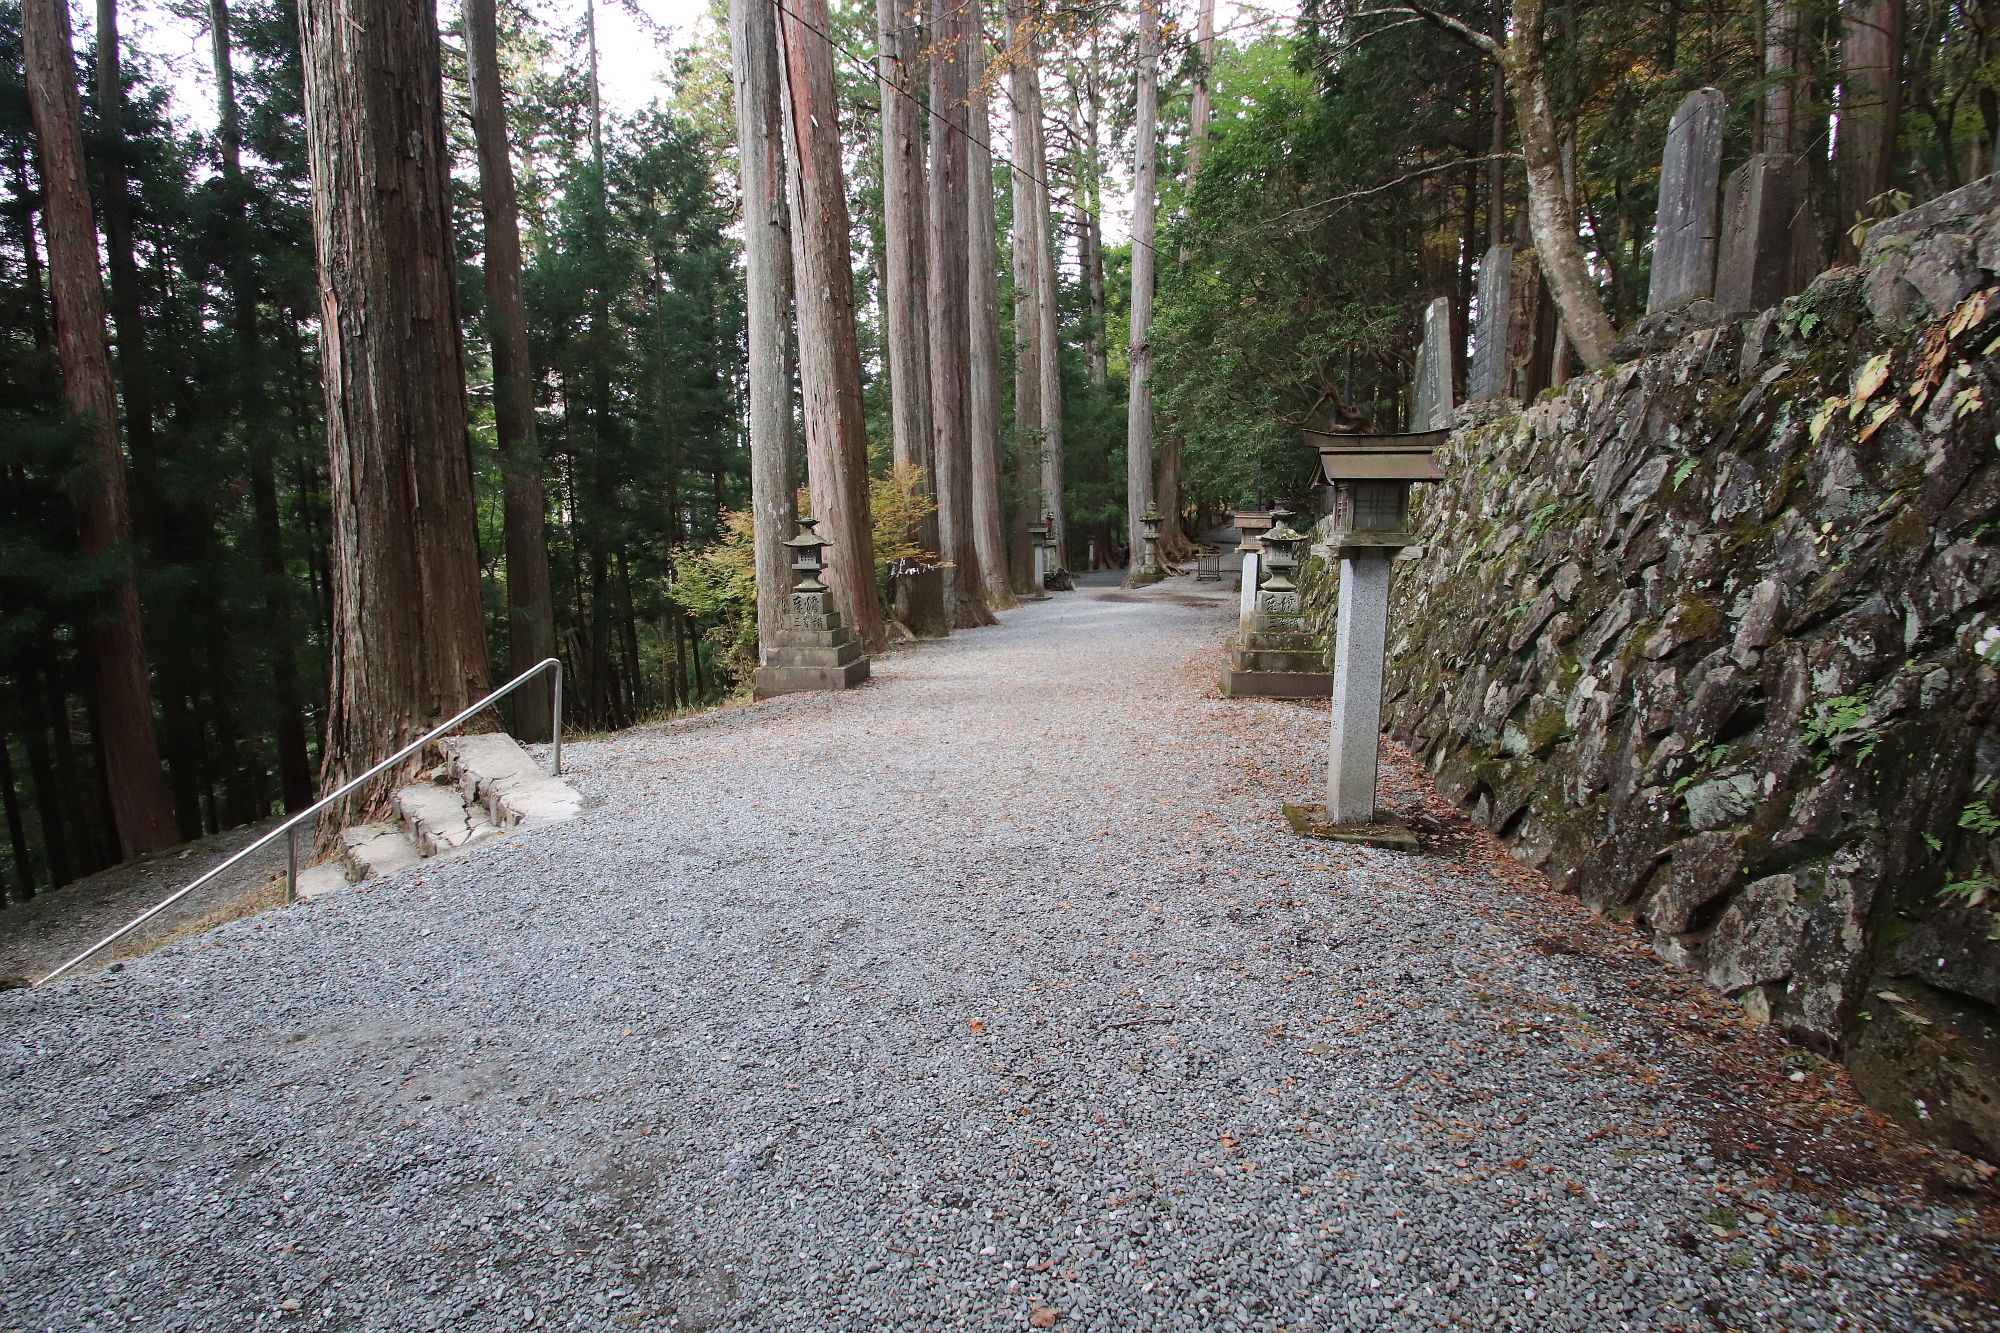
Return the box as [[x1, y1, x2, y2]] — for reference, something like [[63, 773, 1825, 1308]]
[[1237, 541, 1260, 632], [1647, 88, 1727, 314], [1326, 550, 1393, 824], [1286, 430, 1443, 846]]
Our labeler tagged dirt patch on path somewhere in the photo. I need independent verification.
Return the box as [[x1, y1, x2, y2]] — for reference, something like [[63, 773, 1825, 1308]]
[[0, 817, 299, 985]]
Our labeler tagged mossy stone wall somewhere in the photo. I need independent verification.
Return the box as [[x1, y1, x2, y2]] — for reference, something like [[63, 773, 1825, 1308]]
[[1387, 177, 2000, 1158]]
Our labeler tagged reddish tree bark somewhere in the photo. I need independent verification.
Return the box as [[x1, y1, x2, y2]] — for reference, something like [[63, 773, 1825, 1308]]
[[876, 0, 947, 635], [299, 0, 492, 824], [1124, 0, 1161, 581], [465, 0, 557, 740], [21, 0, 178, 858], [728, 0, 799, 662], [779, 0, 887, 651], [926, 0, 995, 626], [966, 31, 1010, 608]]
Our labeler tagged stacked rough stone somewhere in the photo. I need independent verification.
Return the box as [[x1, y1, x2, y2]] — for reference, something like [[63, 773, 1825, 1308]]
[[1387, 176, 2000, 1159]]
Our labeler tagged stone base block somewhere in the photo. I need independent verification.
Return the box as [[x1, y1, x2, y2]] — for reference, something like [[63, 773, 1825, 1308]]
[[1282, 803, 1419, 851], [1231, 646, 1327, 674], [767, 641, 863, 671], [1219, 667, 1331, 699], [754, 656, 870, 698]]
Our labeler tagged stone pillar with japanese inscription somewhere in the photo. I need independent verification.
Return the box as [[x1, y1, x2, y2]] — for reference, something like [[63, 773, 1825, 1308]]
[[1647, 89, 1726, 315], [1412, 297, 1455, 431], [752, 517, 872, 698], [1716, 153, 1818, 314], [1467, 246, 1515, 401]]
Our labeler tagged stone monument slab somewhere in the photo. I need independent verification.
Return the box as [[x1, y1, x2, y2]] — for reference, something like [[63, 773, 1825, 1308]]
[[1716, 152, 1816, 313], [1412, 297, 1455, 430], [1467, 246, 1514, 401], [1647, 88, 1726, 314]]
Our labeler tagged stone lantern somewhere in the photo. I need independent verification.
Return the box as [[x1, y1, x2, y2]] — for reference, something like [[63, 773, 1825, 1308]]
[[1230, 506, 1274, 628], [1292, 428, 1445, 841], [752, 516, 871, 698], [1039, 512, 1071, 591], [1136, 505, 1164, 583], [1025, 515, 1052, 600], [1254, 518, 1304, 627], [1220, 507, 1331, 699]]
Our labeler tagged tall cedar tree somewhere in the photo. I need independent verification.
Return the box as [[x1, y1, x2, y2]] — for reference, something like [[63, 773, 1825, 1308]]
[[20, 0, 178, 856], [299, 0, 491, 826], [779, 0, 887, 652], [1124, 0, 1161, 579], [965, 29, 1009, 608], [876, 0, 946, 635], [926, 0, 995, 626], [1153, 0, 1218, 565], [1007, 2, 1065, 570], [1004, 0, 1041, 590], [731, 0, 799, 661], [464, 0, 556, 739]]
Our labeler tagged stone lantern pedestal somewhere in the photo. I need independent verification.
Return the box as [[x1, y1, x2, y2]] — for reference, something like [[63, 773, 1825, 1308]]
[[1220, 512, 1332, 699], [1025, 516, 1052, 601], [753, 517, 871, 698], [1041, 513, 1073, 592]]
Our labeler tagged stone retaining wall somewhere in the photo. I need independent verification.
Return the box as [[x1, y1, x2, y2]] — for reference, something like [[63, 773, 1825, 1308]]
[[1386, 177, 2000, 1158]]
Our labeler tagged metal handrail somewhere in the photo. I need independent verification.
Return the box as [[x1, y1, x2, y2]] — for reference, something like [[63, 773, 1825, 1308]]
[[35, 657, 565, 987]]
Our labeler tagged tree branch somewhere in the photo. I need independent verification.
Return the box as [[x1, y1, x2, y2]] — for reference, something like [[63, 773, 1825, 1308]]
[[1343, 5, 1500, 56], [1257, 152, 1523, 228]]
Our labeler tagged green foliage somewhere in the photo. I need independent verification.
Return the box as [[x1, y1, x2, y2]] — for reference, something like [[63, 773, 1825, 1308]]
[[1526, 504, 1564, 543], [1960, 782, 2000, 838], [1940, 870, 1996, 910], [1152, 44, 1413, 515], [666, 511, 759, 691], [871, 465, 943, 582], [1802, 689, 1881, 762]]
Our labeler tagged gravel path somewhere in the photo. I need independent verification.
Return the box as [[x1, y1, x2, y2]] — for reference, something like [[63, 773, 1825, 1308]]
[[2, 579, 1994, 1332]]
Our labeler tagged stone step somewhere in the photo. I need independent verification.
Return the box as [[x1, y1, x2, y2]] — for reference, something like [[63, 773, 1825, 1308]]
[[437, 733, 582, 830], [1219, 667, 1333, 699], [395, 781, 502, 857], [1229, 647, 1328, 673], [339, 822, 422, 882], [294, 863, 351, 900]]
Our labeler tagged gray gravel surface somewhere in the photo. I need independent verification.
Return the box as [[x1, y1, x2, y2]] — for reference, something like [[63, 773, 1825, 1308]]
[[2, 578, 1995, 1332]]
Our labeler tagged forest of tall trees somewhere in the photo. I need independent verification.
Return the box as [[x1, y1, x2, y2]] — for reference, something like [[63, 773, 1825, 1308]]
[[1, 0, 1993, 901]]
